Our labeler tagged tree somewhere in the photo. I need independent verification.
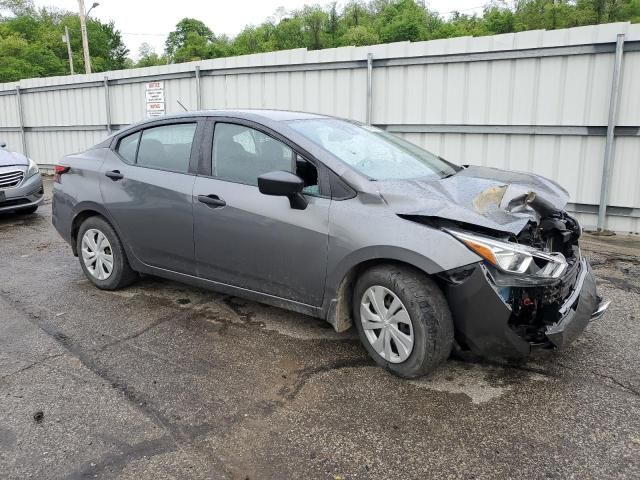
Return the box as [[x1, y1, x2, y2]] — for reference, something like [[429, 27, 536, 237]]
[[135, 42, 167, 68], [340, 25, 380, 45], [326, 2, 341, 46], [301, 5, 328, 49], [3, 0, 640, 79], [0, 5, 128, 81], [165, 18, 215, 61], [376, 0, 429, 43], [0, 0, 34, 17]]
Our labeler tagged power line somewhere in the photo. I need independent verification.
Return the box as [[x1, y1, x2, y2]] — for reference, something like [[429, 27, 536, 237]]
[[440, 5, 486, 16]]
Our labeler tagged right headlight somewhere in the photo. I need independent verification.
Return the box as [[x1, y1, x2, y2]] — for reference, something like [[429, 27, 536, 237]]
[[446, 229, 567, 278], [26, 158, 40, 178]]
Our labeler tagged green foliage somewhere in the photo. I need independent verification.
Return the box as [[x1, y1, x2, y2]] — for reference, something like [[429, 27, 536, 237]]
[[376, 0, 429, 42], [340, 25, 380, 45], [135, 42, 167, 68], [0, 4, 129, 82], [2, 0, 639, 81], [165, 18, 215, 61]]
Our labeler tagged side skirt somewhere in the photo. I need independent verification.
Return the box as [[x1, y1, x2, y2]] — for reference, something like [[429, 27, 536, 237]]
[[133, 262, 324, 319]]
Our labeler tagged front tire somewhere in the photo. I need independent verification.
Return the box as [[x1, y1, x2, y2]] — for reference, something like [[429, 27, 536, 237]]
[[353, 265, 453, 378], [76, 216, 137, 290]]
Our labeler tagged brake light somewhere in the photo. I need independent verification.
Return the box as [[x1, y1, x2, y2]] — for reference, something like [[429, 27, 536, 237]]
[[54, 165, 70, 183]]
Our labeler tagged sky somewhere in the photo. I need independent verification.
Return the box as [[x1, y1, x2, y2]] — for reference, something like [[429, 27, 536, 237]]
[[32, 0, 486, 59]]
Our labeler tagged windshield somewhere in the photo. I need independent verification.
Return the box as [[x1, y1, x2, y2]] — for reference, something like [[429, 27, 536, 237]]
[[287, 118, 458, 180]]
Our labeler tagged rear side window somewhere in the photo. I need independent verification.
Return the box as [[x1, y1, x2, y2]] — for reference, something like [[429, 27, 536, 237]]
[[116, 131, 140, 163], [136, 123, 197, 173]]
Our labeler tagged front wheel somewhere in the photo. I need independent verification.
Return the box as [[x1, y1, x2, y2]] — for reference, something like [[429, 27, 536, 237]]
[[76, 216, 137, 290], [353, 265, 454, 378]]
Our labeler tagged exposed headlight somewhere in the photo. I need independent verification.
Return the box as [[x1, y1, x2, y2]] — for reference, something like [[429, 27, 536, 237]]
[[26, 158, 39, 178], [446, 229, 567, 278]]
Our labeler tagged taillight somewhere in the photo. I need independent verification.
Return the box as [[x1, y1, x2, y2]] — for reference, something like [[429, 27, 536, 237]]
[[53, 165, 70, 183]]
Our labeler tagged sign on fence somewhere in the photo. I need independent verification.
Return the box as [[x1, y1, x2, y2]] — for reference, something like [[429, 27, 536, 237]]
[[145, 81, 165, 118]]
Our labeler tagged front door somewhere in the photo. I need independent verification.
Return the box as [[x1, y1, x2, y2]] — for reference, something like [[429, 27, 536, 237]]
[[100, 121, 199, 274], [193, 121, 330, 306]]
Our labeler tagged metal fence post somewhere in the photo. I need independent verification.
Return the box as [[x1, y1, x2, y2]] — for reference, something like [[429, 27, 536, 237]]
[[597, 34, 625, 231], [103, 76, 112, 135], [15, 86, 27, 157], [195, 66, 202, 110], [366, 53, 373, 125]]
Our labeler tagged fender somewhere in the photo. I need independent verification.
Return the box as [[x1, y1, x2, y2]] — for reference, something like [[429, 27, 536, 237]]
[[69, 201, 141, 268], [325, 245, 443, 300], [321, 244, 479, 332]]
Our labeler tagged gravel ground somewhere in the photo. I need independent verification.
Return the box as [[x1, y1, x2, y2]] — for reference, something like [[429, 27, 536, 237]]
[[0, 178, 638, 479]]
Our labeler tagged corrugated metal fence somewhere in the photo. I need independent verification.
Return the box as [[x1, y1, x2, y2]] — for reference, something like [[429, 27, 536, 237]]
[[1, 22, 639, 232]]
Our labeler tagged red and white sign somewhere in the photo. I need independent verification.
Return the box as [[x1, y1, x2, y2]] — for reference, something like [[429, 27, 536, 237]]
[[145, 81, 165, 118]]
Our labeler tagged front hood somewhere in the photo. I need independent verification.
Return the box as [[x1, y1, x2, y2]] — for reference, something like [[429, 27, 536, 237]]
[[0, 149, 28, 167], [376, 165, 570, 235]]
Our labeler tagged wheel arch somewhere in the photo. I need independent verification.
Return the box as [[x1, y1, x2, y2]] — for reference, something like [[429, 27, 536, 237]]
[[69, 203, 118, 257], [323, 247, 444, 333]]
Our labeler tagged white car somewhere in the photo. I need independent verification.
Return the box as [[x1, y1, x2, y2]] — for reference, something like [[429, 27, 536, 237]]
[[0, 140, 44, 214]]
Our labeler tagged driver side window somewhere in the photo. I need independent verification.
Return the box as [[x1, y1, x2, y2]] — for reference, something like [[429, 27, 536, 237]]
[[212, 123, 293, 186], [212, 122, 321, 195]]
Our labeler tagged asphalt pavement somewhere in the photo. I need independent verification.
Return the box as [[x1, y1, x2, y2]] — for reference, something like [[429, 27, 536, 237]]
[[0, 178, 638, 479]]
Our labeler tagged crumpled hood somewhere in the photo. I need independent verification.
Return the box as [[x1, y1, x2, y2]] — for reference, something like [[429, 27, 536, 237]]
[[376, 165, 570, 235], [0, 148, 28, 167]]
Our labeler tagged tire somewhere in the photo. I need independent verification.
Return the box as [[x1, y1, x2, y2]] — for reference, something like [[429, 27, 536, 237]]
[[353, 265, 454, 378], [19, 206, 38, 214], [76, 216, 137, 290]]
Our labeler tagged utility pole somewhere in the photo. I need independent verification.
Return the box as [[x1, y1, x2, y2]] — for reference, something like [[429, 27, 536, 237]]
[[63, 26, 74, 75], [77, 0, 91, 74]]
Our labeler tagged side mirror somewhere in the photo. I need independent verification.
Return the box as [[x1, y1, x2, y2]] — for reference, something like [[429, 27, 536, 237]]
[[0, 140, 6, 149], [258, 170, 308, 210]]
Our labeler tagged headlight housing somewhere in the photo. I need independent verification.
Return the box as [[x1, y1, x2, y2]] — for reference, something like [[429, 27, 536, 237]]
[[26, 158, 39, 178], [446, 229, 567, 278]]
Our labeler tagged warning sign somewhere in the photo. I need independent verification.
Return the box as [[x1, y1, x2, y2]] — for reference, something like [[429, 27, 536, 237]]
[[145, 81, 165, 119]]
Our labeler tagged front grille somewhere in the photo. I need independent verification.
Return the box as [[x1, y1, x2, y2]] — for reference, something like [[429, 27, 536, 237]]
[[0, 170, 24, 188]]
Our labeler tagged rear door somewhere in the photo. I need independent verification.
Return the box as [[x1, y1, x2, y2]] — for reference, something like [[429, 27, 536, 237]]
[[100, 119, 203, 275], [193, 118, 330, 306]]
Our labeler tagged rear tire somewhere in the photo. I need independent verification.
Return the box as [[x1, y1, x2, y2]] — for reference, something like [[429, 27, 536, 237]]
[[76, 216, 137, 290], [353, 265, 453, 378]]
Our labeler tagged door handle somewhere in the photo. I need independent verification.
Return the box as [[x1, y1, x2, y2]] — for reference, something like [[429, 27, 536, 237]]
[[105, 170, 124, 181], [198, 194, 226, 208]]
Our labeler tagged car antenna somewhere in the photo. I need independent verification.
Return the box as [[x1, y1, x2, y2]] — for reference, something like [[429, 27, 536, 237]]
[[177, 100, 189, 112]]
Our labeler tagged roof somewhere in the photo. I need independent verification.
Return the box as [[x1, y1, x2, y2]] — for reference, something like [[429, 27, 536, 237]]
[[156, 109, 331, 122]]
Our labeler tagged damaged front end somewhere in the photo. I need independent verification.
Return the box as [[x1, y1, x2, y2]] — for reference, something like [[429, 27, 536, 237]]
[[379, 165, 610, 360], [436, 185, 609, 361]]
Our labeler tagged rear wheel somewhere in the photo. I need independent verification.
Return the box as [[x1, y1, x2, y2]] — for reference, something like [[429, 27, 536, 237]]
[[353, 265, 453, 378], [76, 216, 137, 290]]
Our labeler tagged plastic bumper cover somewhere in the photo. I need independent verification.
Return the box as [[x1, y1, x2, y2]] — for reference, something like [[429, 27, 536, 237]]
[[0, 173, 44, 213], [443, 258, 607, 360]]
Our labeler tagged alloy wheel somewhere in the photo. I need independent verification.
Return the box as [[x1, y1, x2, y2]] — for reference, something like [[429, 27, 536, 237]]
[[81, 228, 114, 280], [360, 285, 414, 363]]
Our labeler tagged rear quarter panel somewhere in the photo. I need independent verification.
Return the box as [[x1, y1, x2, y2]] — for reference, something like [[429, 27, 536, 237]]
[[52, 148, 108, 245]]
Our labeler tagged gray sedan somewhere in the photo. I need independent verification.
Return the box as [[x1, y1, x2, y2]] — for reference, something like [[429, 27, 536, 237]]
[[51, 110, 608, 378], [0, 140, 44, 214]]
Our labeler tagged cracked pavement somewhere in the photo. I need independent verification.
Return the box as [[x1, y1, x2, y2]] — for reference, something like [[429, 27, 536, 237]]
[[0, 179, 639, 479]]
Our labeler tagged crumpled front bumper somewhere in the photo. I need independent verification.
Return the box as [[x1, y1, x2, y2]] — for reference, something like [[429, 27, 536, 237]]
[[443, 258, 608, 361], [0, 172, 44, 213]]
